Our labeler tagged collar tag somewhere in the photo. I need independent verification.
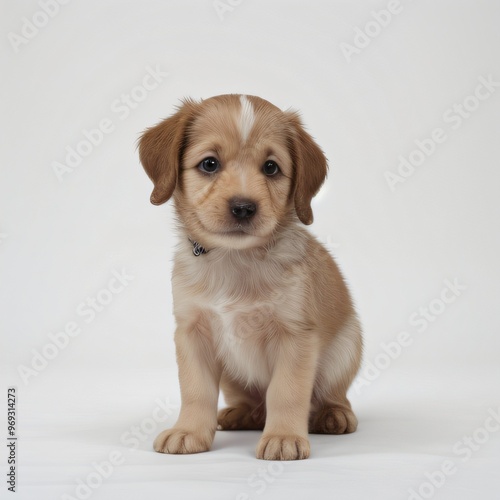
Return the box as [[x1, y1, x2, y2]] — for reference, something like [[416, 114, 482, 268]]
[[191, 240, 207, 256]]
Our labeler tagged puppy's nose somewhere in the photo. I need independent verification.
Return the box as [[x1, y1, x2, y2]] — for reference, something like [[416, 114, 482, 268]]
[[229, 198, 257, 220]]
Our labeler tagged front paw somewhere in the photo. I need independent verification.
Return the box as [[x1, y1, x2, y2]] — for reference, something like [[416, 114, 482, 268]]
[[153, 428, 213, 454], [256, 434, 310, 460]]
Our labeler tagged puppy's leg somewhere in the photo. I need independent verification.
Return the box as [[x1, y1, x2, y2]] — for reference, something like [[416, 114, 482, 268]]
[[256, 335, 319, 460], [218, 374, 265, 430], [309, 315, 362, 435], [154, 318, 220, 454]]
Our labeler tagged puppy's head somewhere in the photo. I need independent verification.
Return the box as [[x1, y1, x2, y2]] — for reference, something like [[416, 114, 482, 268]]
[[139, 94, 327, 250]]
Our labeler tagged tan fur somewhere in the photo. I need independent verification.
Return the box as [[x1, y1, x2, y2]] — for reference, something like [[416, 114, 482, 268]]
[[139, 94, 362, 460]]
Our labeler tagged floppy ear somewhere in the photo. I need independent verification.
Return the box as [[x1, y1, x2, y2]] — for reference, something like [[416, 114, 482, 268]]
[[138, 100, 197, 205], [287, 113, 328, 225]]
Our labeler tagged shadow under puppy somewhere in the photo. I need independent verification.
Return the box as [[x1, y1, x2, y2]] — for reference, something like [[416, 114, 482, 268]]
[[139, 94, 362, 460]]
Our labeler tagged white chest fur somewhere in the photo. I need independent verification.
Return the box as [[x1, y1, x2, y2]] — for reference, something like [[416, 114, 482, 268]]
[[210, 295, 274, 387], [172, 231, 310, 387]]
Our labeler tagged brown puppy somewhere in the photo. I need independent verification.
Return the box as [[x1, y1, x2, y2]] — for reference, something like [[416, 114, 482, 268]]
[[139, 94, 362, 460]]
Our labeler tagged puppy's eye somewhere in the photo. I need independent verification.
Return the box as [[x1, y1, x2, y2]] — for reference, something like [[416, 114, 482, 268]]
[[199, 157, 220, 174], [262, 160, 280, 176]]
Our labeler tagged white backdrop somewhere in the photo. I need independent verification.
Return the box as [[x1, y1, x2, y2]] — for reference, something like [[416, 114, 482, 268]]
[[1, 1, 500, 499]]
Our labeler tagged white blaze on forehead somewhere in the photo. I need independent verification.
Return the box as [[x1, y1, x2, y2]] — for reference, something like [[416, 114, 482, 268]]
[[238, 95, 255, 144]]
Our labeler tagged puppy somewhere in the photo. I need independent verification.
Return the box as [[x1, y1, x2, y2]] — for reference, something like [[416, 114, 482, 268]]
[[139, 94, 362, 460]]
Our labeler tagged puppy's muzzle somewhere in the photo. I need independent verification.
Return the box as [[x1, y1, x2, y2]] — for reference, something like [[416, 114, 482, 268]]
[[229, 198, 257, 220]]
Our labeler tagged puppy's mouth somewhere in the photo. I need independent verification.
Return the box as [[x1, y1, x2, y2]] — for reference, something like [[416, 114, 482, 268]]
[[194, 217, 273, 250], [217, 225, 254, 236]]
